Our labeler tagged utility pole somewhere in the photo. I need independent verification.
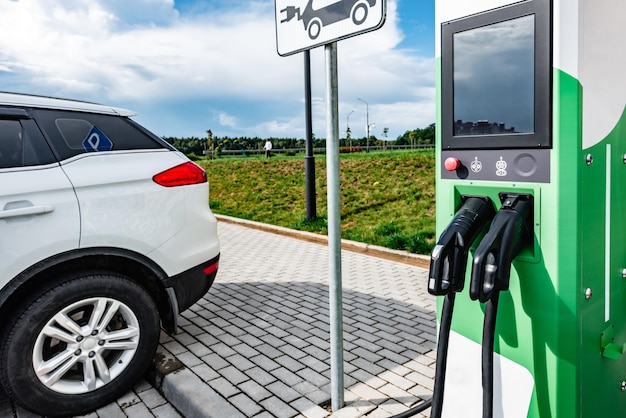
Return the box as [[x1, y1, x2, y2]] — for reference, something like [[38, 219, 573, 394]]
[[357, 98, 369, 152], [383, 127, 388, 150]]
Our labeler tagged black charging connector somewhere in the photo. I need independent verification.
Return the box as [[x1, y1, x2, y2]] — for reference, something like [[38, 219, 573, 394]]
[[469, 193, 534, 418], [426, 196, 496, 418], [470, 193, 533, 303], [428, 196, 496, 296]]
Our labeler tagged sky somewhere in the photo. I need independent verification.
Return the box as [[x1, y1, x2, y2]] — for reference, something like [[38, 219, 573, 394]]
[[0, 0, 435, 141]]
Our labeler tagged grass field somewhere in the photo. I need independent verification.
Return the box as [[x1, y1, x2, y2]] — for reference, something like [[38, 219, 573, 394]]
[[200, 149, 436, 254]]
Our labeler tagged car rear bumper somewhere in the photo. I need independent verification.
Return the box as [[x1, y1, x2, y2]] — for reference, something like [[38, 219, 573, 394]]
[[164, 253, 220, 316]]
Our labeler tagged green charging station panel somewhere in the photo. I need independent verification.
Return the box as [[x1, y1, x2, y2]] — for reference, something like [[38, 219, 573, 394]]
[[433, 0, 626, 416]]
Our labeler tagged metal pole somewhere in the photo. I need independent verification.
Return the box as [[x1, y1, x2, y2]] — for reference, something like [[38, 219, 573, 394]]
[[325, 42, 344, 412], [304, 50, 316, 220], [357, 98, 369, 151]]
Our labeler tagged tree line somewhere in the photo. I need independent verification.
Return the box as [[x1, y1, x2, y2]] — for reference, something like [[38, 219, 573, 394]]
[[163, 123, 435, 157]]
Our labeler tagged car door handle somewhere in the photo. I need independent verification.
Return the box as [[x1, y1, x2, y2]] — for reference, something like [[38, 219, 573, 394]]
[[0, 204, 55, 219]]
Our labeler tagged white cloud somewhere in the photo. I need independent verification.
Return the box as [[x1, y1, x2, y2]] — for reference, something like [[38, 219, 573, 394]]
[[259, 120, 293, 136], [0, 0, 435, 139], [218, 112, 237, 128]]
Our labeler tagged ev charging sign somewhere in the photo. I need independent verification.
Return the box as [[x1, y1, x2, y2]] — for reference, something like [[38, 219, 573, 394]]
[[275, 0, 386, 56], [82, 125, 113, 152]]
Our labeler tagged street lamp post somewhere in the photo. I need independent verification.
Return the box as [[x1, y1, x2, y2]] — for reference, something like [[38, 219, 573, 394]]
[[357, 98, 369, 152]]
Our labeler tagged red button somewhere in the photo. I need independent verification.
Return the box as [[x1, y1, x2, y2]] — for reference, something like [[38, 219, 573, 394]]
[[444, 157, 461, 171]]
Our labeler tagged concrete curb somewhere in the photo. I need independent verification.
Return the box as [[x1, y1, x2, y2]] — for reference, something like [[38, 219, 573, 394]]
[[147, 345, 246, 418], [214, 214, 431, 270]]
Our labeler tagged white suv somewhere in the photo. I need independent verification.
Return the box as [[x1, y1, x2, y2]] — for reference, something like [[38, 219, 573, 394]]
[[0, 92, 220, 416]]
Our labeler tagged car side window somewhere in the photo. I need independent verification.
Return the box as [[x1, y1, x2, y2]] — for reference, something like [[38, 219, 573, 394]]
[[0, 118, 56, 169], [32, 109, 171, 161], [0, 120, 22, 168]]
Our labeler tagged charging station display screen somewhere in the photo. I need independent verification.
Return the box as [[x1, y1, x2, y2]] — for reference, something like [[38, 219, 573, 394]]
[[453, 15, 535, 136], [441, 0, 551, 150]]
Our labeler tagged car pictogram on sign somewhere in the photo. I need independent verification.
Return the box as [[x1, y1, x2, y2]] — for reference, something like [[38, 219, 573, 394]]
[[280, 0, 377, 40]]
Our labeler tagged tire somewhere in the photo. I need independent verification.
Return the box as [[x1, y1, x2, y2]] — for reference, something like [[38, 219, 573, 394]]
[[0, 273, 160, 417]]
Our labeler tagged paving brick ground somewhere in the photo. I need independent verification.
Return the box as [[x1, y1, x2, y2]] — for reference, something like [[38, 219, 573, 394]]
[[152, 220, 436, 418], [0, 219, 436, 418]]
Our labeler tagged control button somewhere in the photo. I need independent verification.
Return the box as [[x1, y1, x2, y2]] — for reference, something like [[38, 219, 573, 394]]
[[444, 157, 461, 171], [514, 153, 538, 177]]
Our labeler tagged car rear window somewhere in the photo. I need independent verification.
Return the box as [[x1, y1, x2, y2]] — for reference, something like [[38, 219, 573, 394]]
[[31, 109, 172, 161]]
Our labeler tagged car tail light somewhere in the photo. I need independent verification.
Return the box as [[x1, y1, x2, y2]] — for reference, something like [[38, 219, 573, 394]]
[[203, 260, 219, 276], [153, 162, 207, 187]]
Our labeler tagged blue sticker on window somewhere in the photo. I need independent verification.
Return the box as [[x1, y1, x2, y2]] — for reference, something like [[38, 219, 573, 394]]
[[82, 126, 113, 151]]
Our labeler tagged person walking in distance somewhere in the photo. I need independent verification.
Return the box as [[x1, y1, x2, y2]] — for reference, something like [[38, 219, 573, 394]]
[[264, 138, 273, 158]]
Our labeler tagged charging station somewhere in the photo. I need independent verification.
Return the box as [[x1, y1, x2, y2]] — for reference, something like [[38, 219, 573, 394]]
[[429, 0, 626, 417]]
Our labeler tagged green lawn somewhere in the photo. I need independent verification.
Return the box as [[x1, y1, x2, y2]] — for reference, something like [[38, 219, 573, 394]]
[[200, 149, 436, 254]]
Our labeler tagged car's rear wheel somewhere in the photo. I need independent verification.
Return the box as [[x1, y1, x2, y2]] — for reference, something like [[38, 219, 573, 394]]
[[0, 273, 160, 417]]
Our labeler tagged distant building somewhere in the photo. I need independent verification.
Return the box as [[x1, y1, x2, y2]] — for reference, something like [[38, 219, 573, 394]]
[[454, 119, 517, 135]]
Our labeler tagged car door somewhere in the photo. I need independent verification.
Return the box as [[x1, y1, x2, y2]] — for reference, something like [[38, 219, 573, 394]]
[[0, 110, 80, 288]]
